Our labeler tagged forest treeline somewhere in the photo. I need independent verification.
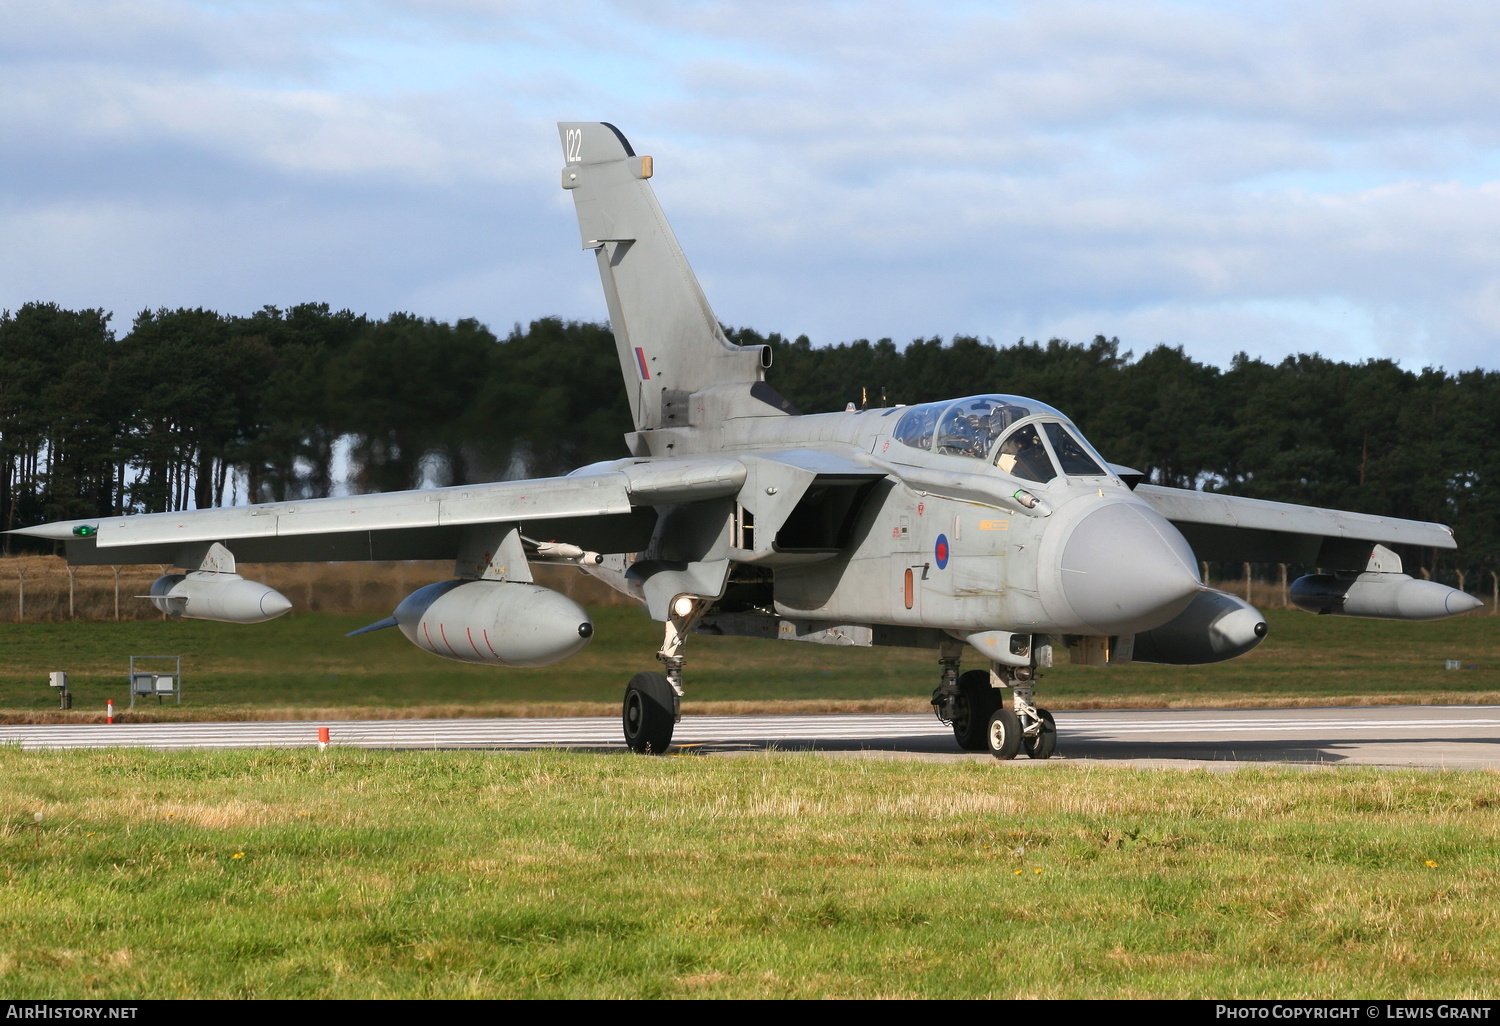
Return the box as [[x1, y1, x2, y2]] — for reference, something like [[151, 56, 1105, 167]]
[[2, 301, 1497, 571]]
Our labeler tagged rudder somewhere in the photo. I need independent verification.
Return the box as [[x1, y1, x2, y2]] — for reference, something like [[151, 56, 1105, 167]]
[[558, 122, 787, 435]]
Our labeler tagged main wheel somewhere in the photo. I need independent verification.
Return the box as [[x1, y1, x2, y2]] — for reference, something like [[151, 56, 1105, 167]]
[[986, 707, 1023, 761], [1023, 708, 1057, 760], [951, 670, 1000, 752], [623, 671, 676, 754]]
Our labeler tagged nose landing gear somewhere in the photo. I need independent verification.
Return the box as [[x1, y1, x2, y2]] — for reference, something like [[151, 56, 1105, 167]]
[[1022, 708, 1057, 760], [990, 669, 1056, 761], [933, 649, 1056, 761]]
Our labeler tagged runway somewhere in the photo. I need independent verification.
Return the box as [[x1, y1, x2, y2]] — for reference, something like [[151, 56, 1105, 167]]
[[3, 705, 1500, 768]]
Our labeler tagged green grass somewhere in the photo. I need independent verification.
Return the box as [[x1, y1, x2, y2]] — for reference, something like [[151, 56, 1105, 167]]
[[0, 607, 1496, 719], [1, 747, 1498, 998], [0, 607, 938, 716]]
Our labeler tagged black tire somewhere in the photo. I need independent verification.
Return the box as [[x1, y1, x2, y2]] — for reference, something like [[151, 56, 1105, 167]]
[[622, 671, 675, 754], [1023, 708, 1057, 760], [987, 707, 1023, 761], [951, 670, 1000, 752]]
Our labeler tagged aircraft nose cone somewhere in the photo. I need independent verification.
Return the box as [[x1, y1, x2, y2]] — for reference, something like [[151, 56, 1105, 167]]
[[1060, 502, 1201, 634]]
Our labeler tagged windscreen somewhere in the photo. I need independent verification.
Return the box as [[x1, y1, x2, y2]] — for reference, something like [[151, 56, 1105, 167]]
[[1043, 422, 1107, 476], [994, 424, 1056, 483]]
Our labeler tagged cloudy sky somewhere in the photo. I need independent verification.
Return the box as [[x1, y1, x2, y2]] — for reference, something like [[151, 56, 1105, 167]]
[[4, 0, 1500, 371]]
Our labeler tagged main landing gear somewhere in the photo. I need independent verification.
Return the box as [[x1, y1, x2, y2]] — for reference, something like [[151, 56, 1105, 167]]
[[932, 654, 1056, 761], [622, 595, 709, 754], [932, 653, 999, 752], [622, 671, 675, 754]]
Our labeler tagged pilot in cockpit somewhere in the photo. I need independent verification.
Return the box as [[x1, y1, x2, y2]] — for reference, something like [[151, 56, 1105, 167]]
[[995, 424, 1053, 482], [955, 413, 990, 458], [968, 404, 1026, 459]]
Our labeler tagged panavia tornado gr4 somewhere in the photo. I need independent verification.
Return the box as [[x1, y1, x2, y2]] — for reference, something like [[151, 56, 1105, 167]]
[[14, 122, 1482, 759]]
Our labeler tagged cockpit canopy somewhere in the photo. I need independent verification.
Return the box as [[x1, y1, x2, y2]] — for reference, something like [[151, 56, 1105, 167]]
[[891, 394, 1108, 484]]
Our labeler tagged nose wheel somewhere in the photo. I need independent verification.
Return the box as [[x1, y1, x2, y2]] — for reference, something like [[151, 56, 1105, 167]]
[[1022, 708, 1056, 760], [986, 707, 1023, 759], [985, 668, 1057, 761], [986, 705, 1056, 761]]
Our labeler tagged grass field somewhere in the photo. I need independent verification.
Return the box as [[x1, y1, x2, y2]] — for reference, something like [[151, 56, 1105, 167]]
[[0, 606, 1496, 722], [1, 746, 1497, 998]]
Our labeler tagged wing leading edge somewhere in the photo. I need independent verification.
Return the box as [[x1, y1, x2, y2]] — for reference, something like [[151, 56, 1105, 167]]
[[1134, 484, 1457, 568], [11, 457, 748, 568]]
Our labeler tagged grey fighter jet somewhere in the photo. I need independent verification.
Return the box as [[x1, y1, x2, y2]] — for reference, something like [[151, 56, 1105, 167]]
[[14, 122, 1482, 759]]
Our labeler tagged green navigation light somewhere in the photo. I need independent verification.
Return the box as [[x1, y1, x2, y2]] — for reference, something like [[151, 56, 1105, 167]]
[[71, 525, 98, 537]]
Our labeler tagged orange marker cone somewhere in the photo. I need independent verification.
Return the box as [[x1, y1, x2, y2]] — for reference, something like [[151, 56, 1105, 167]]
[[317, 726, 330, 750]]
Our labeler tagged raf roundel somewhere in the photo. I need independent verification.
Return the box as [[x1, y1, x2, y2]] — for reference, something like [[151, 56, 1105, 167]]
[[934, 534, 950, 570]]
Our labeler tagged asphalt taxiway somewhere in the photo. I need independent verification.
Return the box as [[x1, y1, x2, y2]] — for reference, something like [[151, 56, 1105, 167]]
[[2, 705, 1499, 768]]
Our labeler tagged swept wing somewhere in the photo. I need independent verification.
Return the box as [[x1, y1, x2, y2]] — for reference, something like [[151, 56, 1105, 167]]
[[13, 457, 746, 566], [1134, 484, 1456, 567]]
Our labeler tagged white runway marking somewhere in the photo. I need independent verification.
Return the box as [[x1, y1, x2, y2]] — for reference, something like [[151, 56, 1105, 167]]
[[0, 714, 949, 751], [2, 706, 1497, 766], [1063, 716, 1500, 734]]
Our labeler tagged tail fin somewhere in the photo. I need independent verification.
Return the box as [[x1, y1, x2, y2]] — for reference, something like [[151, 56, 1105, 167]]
[[558, 122, 792, 434]]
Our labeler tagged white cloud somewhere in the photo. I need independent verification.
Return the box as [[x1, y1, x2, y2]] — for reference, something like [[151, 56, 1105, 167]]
[[3, 0, 1500, 371]]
